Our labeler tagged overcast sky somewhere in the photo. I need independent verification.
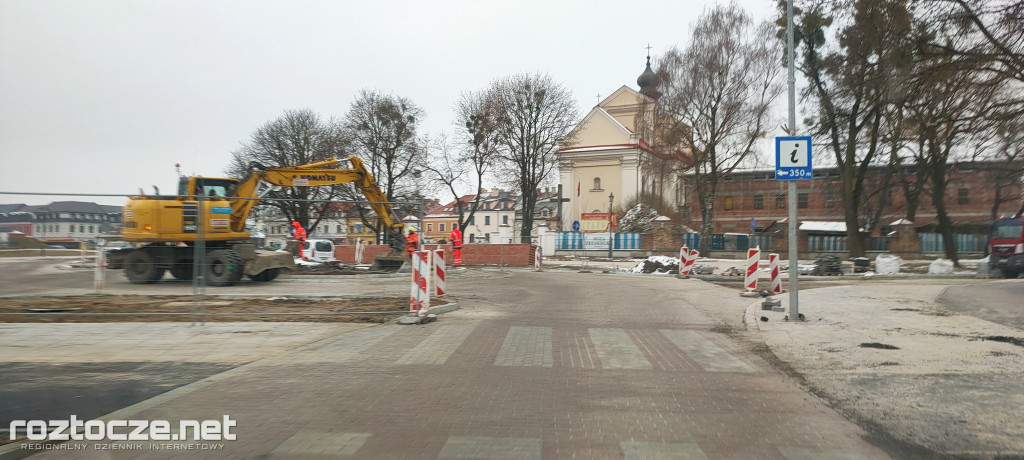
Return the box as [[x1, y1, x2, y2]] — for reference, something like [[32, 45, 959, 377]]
[[1, 0, 778, 206]]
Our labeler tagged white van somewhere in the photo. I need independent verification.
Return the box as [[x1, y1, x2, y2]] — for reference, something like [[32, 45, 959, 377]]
[[301, 239, 336, 262]]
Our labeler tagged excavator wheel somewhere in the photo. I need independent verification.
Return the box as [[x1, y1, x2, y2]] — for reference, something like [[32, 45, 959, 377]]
[[250, 268, 280, 282], [124, 250, 165, 284], [169, 260, 194, 281], [207, 249, 244, 286]]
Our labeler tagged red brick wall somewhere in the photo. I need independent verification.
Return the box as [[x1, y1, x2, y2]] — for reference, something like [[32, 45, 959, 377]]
[[334, 245, 394, 263], [333, 243, 539, 266]]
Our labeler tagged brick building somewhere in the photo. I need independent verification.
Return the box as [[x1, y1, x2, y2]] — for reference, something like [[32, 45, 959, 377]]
[[681, 162, 1022, 255]]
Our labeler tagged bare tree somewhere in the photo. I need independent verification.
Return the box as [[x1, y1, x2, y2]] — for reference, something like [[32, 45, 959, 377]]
[[450, 90, 500, 233], [485, 73, 580, 243], [225, 109, 346, 232], [342, 90, 425, 243], [788, 0, 916, 256], [919, 0, 1024, 88], [985, 115, 1024, 218], [903, 4, 1005, 265], [658, 3, 782, 250]]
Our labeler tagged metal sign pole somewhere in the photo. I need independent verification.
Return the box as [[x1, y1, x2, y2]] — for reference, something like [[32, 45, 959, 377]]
[[787, 0, 800, 320]]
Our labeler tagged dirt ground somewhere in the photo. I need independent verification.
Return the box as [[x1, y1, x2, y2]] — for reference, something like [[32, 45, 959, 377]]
[[0, 295, 438, 323]]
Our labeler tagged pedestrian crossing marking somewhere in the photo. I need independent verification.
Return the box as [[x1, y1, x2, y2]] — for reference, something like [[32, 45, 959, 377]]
[[440, 435, 542, 459], [621, 441, 710, 460], [396, 325, 475, 365], [659, 329, 754, 372], [589, 328, 653, 369], [494, 326, 553, 367]]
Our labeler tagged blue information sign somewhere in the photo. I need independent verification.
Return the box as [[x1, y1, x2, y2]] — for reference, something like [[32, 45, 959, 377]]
[[572, 220, 580, 232], [775, 136, 813, 180]]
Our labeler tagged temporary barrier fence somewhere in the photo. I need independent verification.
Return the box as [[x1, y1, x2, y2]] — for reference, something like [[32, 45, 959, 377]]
[[769, 253, 781, 294], [745, 247, 761, 291], [682, 249, 699, 276], [410, 250, 431, 315], [434, 249, 447, 296]]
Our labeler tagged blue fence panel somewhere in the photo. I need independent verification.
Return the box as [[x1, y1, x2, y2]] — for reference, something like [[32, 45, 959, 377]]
[[809, 235, 847, 252], [683, 233, 700, 250], [556, 232, 641, 251], [921, 233, 988, 253], [920, 233, 942, 253], [752, 235, 772, 250], [710, 234, 725, 250], [613, 233, 642, 250]]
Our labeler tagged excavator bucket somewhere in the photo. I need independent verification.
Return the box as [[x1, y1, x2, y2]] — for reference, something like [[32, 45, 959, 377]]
[[370, 252, 408, 272]]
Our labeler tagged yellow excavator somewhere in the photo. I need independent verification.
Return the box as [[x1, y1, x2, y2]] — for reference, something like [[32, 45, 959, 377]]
[[110, 157, 407, 285]]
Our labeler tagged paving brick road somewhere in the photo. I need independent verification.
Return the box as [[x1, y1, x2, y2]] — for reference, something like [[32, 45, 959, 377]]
[[22, 271, 893, 459]]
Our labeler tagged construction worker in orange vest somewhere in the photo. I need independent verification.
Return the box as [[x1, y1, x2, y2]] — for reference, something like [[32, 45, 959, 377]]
[[450, 226, 463, 267], [405, 226, 419, 256], [291, 221, 307, 260]]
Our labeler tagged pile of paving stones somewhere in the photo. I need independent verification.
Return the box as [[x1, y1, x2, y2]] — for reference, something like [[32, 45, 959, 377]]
[[812, 255, 843, 276]]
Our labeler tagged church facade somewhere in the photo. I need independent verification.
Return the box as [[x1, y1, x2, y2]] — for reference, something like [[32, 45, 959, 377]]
[[557, 58, 690, 231]]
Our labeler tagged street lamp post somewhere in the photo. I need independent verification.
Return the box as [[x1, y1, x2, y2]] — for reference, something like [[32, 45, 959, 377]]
[[608, 192, 614, 259]]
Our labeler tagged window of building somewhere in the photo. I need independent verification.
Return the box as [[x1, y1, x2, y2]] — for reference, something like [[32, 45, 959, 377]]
[[440, 223, 446, 232], [485, 233, 490, 242], [469, 234, 475, 243], [89, 225, 94, 233], [485, 216, 491, 225], [753, 195, 763, 209], [426, 223, 433, 232], [798, 193, 808, 209], [502, 215, 508, 225], [776, 194, 786, 209], [724, 197, 734, 210], [69, 225, 74, 233], [958, 188, 969, 204], [337, 225, 343, 233], [593, 177, 602, 190], [468, 216, 475, 225], [824, 190, 836, 207]]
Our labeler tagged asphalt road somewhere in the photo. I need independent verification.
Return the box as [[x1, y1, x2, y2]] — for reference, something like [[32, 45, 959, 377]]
[[939, 279, 1024, 329], [0, 362, 232, 429]]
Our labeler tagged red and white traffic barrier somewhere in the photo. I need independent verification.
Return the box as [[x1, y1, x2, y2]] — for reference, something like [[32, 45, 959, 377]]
[[745, 246, 761, 290], [409, 250, 431, 315], [434, 249, 447, 297], [769, 253, 781, 294], [682, 249, 699, 275], [535, 247, 542, 271], [679, 246, 689, 276]]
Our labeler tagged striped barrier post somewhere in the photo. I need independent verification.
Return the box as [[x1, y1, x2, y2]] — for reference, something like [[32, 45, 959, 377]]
[[682, 249, 699, 275], [409, 250, 431, 316], [769, 253, 781, 294], [535, 247, 542, 271], [678, 246, 689, 276], [745, 246, 761, 291], [434, 249, 447, 297]]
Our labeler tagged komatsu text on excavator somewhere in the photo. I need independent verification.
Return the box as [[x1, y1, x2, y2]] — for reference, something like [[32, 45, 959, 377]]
[[109, 157, 407, 286]]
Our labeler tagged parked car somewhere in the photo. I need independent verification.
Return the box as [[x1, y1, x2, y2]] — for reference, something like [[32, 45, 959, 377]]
[[104, 241, 132, 251], [301, 239, 336, 263]]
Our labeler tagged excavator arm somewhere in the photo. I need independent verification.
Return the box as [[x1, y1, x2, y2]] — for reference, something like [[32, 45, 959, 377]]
[[226, 157, 407, 249]]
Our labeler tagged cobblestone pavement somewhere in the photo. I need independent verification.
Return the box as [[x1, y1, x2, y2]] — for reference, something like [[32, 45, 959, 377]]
[[19, 271, 893, 459]]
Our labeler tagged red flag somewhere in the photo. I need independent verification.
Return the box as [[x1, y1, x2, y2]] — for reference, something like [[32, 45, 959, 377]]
[[577, 178, 580, 196]]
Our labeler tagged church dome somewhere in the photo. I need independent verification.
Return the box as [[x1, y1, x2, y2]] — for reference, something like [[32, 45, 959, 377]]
[[637, 56, 660, 100]]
